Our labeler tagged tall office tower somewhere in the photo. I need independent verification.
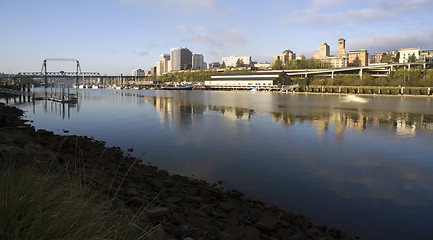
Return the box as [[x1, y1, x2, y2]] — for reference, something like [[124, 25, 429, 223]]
[[338, 38, 346, 56], [319, 43, 330, 58], [192, 54, 205, 69], [170, 47, 193, 71], [159, 54, 170, 73], [313, 43, 330, 59], [280, 50, 296, 64]]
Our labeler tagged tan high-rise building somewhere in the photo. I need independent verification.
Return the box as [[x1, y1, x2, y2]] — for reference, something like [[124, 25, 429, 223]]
[[348, 49, 368, 67], [280, 50, 296, 64], [156, 54, 171, 76], [338, 38, 346, 56], [313, 43, 330, 59], [273, 50, 296, 65]]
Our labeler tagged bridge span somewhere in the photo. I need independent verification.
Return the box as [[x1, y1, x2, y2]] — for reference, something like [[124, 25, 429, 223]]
[[265, 62, 433, 79]]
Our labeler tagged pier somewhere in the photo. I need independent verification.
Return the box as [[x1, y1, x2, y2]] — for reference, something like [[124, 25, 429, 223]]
[[0, 84, 78, 104]]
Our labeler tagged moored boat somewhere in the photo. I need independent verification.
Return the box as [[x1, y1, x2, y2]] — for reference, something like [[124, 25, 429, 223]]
[[160, 84, 193, 90]]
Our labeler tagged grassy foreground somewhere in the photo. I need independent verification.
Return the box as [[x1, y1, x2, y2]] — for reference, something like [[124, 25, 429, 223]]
[[0, 165, 156, 240]]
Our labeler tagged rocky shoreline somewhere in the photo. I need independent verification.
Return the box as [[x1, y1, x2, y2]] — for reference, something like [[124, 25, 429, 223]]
[[0, 102, 353, 240]]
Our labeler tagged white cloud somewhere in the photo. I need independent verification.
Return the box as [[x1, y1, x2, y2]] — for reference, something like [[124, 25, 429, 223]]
[[139, 51, 149, 57], [225, 28, 245, 43], [283, 0, 433, 26], [195, 25, 204, 32], [351, 28, 433, 52], [120, 0, 216, 10], [171, 0, 215, 7], [192, 34, 210, 42], [175, 25, 189, 34], [310, 0, 350, 7], [171, 26, 248, 61]]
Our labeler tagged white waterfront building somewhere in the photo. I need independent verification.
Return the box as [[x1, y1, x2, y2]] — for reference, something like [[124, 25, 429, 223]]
[[398, 48, 420, 63], [221, 56, 252, 67], [204, 72, 288, 86]]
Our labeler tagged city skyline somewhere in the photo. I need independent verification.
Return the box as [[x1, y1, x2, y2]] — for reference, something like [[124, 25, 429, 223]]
[[1, 0, 432, 75]]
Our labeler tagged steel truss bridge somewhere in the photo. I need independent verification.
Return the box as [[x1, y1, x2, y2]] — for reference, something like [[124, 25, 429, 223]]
[[17, 58, 101, 87]]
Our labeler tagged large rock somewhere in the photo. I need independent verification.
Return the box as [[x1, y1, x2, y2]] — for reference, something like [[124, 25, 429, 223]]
[[223, 226, 247, 239], [219, 201, 236, 211], [244, 226, 262, 239], [256, 216, 280, 231]]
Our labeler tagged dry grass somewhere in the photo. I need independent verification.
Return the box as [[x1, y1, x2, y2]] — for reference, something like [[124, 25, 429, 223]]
[[0, 165, 157, 240]]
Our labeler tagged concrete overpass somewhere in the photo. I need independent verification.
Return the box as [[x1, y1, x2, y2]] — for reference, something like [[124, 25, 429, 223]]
[[261, 62, 433, 79]]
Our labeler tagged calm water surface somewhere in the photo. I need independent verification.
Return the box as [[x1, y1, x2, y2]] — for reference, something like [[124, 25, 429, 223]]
[[4, 88, 433, 240]]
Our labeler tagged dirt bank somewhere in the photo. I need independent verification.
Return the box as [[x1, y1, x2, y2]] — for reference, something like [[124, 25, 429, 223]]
[[0, 102, 353, 240]]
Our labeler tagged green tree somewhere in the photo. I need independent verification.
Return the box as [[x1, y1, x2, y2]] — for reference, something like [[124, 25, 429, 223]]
[[220, 61, 226, 69], [273, 59, 283, 70], [286, 59, 298, 70], [236, 59, 245, 67], [361, 73, 374, 86], [407, 68, 422, 86], [395, 52, 400, 63], [408, 53, 417, 63], [381, 54, 396, 63]]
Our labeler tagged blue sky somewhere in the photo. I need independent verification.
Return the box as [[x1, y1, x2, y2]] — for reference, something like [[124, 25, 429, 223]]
[[1, 0, 432, 75]]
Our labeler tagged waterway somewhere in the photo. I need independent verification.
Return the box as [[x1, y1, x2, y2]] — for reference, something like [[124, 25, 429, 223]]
[[3, 88, 433, 240]]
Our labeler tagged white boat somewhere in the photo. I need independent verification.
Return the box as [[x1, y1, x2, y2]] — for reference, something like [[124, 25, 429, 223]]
[[91, 85, 99, 89], [251, 88, 258, 92], [342, 95, 369, 103]]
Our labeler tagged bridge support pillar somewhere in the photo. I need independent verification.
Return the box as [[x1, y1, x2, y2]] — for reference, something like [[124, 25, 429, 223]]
[[331, 71, 334, 79], [408, 64, 411, 70], [359, 68, 363, 79]]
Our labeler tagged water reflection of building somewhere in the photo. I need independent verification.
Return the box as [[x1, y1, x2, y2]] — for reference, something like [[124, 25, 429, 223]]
[[220, 107, 251, 120], [312, 120, 328, 135], [395, 116, 416, 137], [151, 97, 207, 128], [119, 93, 433, 138], [147, 96, 253, 125], [270, 110, 433, 140], [271, 112, 293, 126]]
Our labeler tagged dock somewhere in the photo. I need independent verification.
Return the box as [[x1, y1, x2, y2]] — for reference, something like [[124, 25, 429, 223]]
[[0, 84, 78, 104]]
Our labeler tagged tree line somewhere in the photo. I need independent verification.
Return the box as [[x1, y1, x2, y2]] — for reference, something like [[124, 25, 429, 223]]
[[272, 56, 324, 70], [294, 68, 433, 87]]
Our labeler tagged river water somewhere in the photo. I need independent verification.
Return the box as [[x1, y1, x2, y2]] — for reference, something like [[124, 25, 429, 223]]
[[4, 88, 433, 240]]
